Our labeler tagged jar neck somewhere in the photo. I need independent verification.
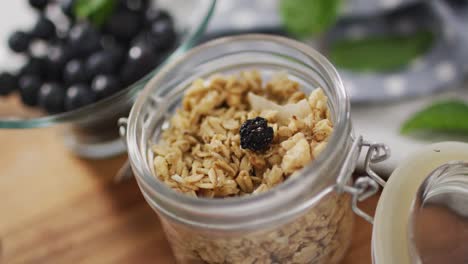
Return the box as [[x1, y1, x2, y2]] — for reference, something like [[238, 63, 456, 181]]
[[128, 34, 353, 230]]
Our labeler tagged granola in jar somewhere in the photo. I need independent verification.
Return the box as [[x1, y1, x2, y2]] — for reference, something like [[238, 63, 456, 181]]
[[152, 70, 333, 197], [151, 70, 352, 263], [162, 192, 353, 264]]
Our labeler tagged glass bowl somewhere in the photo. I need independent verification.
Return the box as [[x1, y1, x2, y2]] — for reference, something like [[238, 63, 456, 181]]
[[0, 0, 216, 158]]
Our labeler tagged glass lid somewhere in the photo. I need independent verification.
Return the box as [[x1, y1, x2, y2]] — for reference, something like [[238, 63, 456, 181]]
[[372, 141, 468, 264]]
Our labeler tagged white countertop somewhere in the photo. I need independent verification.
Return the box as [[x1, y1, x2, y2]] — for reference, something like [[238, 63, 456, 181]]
[[353, 86, 468, 176]]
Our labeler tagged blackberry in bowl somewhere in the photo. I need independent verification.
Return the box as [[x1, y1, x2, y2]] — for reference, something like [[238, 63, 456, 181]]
[[0, 0, 216, 158]]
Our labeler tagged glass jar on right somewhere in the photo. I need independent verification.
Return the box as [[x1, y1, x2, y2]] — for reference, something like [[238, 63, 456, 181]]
[[372, 142, 468, 264]]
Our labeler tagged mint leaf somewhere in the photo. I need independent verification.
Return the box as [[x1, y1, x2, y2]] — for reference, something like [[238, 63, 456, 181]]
[[280, 0, 341, 38], [74, 0, 117, 26], [330, 31, 434, 72], [401, 100, 468, 134]]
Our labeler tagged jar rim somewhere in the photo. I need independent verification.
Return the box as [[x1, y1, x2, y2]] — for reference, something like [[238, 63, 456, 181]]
[[126, 34, 352, 228]]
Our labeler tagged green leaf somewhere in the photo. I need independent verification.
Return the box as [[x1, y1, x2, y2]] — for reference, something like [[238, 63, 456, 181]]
[[280, 0, 341, 38], [330, 31, 434, 72], [401, 100, 468, 134], [74, 0, 117, 26]]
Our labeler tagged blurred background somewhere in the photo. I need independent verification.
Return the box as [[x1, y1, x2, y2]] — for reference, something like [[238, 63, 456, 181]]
[[0, 0, 467, 263]]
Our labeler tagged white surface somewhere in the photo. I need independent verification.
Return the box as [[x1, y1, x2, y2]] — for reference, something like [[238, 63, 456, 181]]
[[372, 142, 468, 264], [353, 85, 468, 176], [0, 2, 35, 71]]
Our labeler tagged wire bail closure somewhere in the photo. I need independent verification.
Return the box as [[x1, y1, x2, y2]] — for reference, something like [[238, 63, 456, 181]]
[[335, 135, 391, 224]]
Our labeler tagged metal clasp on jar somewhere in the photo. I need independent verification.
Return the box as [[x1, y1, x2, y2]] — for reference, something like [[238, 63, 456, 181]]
[[335, 135, 390, 224]]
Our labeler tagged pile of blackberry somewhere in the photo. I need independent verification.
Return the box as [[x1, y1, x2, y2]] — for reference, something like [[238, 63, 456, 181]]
[[0, 0, 176, 114]]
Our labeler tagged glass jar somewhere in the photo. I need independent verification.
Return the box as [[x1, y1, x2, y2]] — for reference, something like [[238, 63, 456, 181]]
[[121, 34, 389, 264]]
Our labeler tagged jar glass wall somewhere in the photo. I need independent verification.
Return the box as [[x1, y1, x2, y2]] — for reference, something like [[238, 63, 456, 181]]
[[126, 35, 355, 263]]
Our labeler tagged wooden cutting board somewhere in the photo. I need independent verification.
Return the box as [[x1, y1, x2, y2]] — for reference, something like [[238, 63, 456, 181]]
[[0, 127, 378, 264]]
